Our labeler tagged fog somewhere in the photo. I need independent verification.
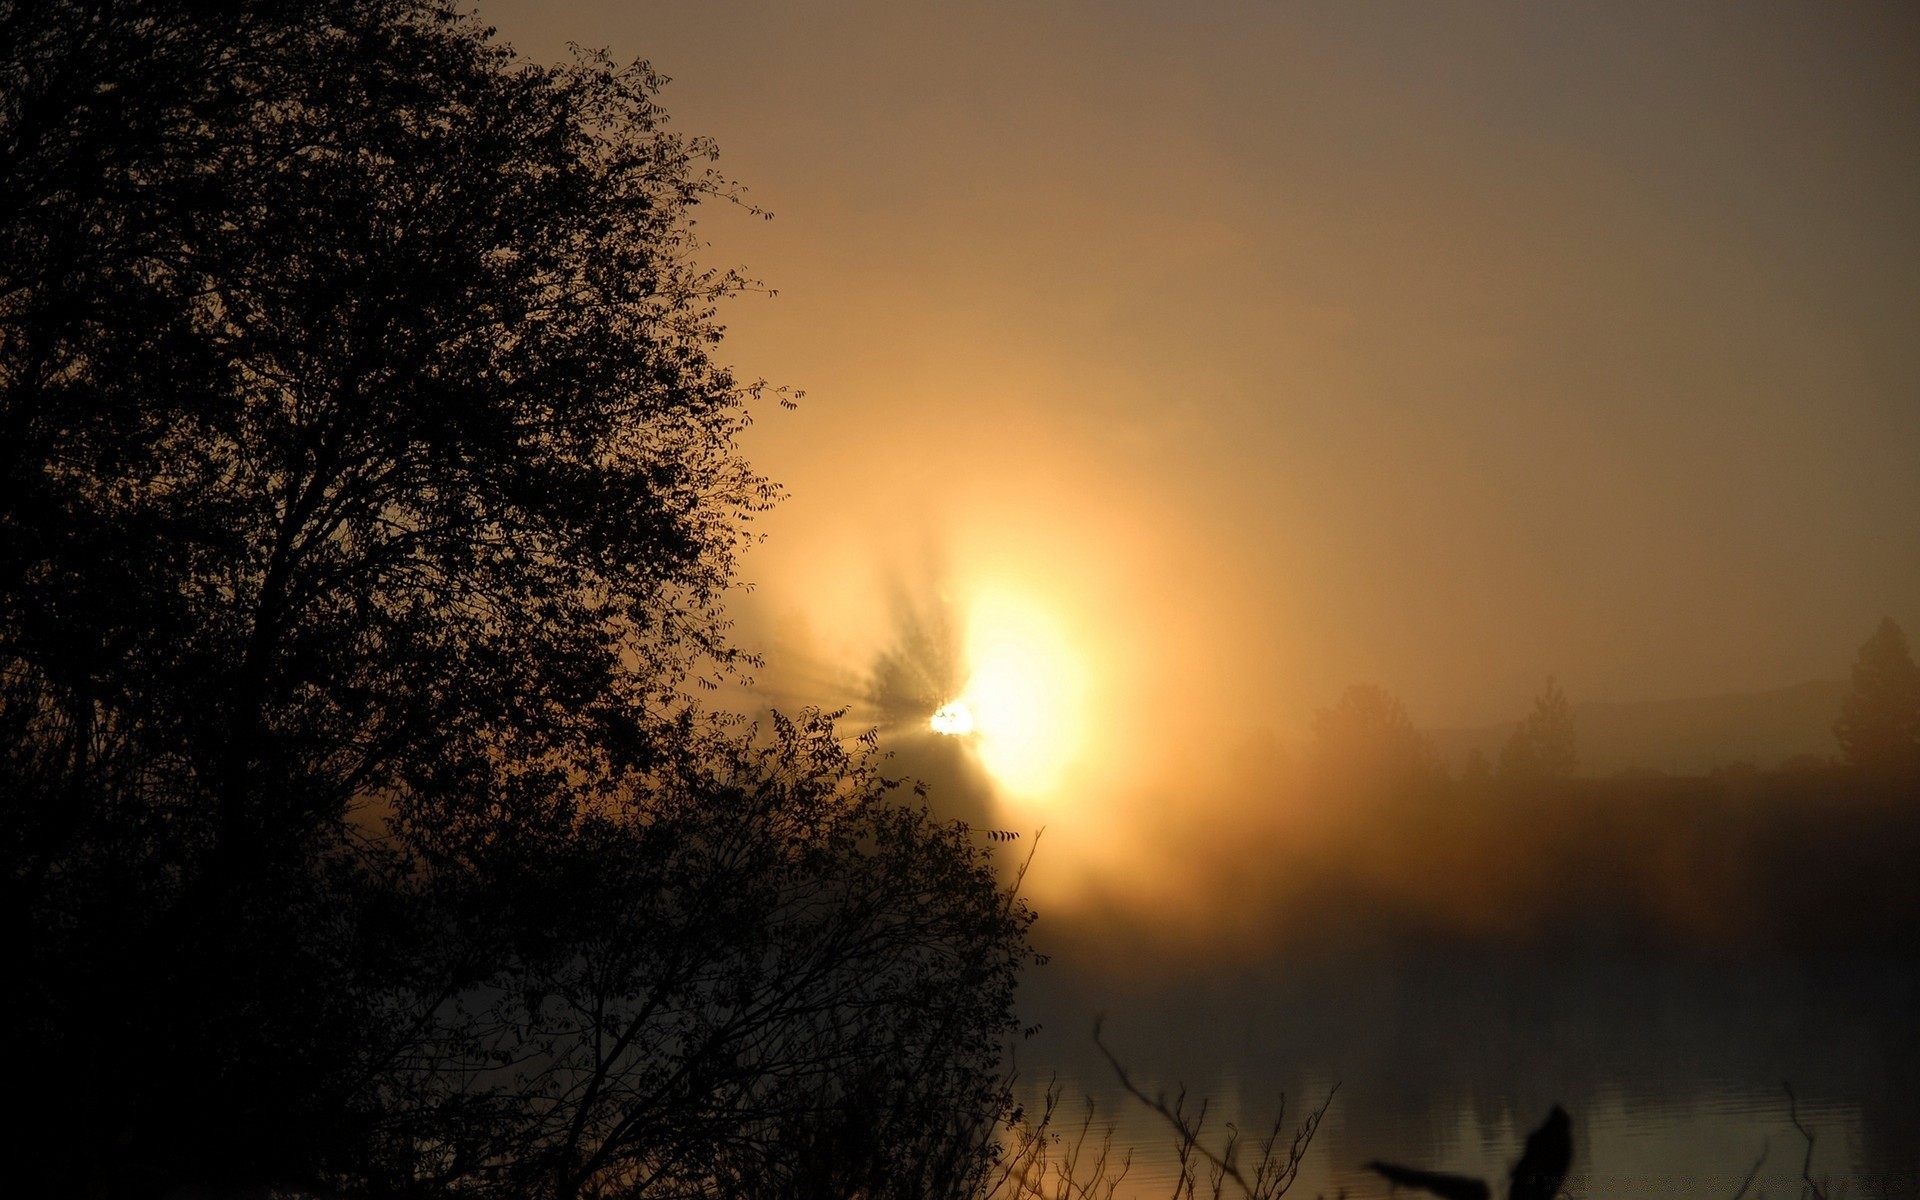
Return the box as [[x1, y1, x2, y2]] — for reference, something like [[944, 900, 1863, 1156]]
[[444, 9, 1920, 1190], [471, 0, 1920, 940]]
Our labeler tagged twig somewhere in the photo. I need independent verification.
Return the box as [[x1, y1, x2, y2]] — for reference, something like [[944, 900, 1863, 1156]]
[[1729, 1137, 1767, 1200], [1092, 1015, 1336, 1200], [1007, 827, 1047, 898], [989, 1076, 1132, 1200], [1783, 1082, 1827, 1200]]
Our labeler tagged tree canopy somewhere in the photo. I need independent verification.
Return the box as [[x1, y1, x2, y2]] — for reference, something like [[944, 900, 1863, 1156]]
[[1, 2, 1031, 1195], [1499, 676, 1577, 784], [1309, 683, 1442, 798], [1834, 617, 1920, 773]]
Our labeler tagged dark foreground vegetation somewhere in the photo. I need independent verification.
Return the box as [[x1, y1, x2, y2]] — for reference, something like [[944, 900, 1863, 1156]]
[[2, 3, 1034, 1196]]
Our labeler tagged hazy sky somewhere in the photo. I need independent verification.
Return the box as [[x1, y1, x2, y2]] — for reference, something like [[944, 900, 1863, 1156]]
[[478, 1, 1918, 824]]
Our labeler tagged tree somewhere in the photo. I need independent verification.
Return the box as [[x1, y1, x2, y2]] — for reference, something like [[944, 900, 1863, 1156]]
[[379, 712, 1031, 1200], [1, 3, 1031, 1195], [1309, 683, 1442, 798], [1498, 676, 1576, 784], [1834, 617, 1920, 772]]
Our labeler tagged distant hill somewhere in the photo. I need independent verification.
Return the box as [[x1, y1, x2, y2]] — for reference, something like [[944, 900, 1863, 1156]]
[[1427, 679, 1850, 777]]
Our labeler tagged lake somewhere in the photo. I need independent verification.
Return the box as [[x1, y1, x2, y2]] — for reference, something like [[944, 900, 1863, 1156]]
[[1010, 939, 1919, 1198]]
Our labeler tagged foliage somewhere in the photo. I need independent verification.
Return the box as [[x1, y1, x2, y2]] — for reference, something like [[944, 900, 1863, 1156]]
[[1498, 675, 1577, 784], [376, 712, 1034, 1200], [1308, 682, 1442, 798], [1, 2, 1031, 1195], [1833, 617, 1920, 773]]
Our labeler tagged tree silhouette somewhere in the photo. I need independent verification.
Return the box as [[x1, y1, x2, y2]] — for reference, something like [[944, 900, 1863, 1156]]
[[381, 712, 1032, 1200], [2, 3, 1030, 1195], [1834, 617, 1920, 773], [1310, 683, 1442, 798], [1498, 675, 1577, 784]]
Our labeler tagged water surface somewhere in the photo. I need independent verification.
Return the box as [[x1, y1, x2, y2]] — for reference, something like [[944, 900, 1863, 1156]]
[[1013, 942, 1918, 1198]]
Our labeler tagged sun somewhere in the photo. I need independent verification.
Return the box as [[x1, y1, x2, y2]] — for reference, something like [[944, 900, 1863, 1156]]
[[929, 588, 1085, 796], [929, 700, 974, 735]]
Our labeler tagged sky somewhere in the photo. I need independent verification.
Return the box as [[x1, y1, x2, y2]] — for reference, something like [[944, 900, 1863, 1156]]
[[477, 1, 1920, 882]]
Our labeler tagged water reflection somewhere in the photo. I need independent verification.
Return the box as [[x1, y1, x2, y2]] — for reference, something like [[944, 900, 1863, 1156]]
[[1014, 944, 1919, 1198]]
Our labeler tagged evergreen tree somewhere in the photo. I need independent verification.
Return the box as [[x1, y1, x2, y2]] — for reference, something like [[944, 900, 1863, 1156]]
[[1310, 683, 1442, 797], [1499, 676, 1577, 783], [1834, 617, 1920, 772]]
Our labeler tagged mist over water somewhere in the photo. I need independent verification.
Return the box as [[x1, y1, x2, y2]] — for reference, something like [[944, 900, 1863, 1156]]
[[735, 577, 1920, 1196], [460, 1, 1920, 1190], [1018, 944, 1919, 1199], [998, 753, 1920, 1197]]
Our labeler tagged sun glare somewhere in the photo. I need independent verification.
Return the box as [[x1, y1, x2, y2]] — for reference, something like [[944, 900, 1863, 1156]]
[[933, 589, 1086, 797], [929, 700, 974, 735]]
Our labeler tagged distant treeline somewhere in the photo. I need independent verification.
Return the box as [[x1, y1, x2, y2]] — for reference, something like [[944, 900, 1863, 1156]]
[[1079, 623, 1920, 965], [1318, 766, 1920, 955], [1317, 616, 1919, 791], [1274, 618, 1920, 956]]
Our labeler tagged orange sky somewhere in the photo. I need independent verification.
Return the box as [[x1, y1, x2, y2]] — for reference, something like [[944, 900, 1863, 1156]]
[[478, 2, 1919, 863]]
